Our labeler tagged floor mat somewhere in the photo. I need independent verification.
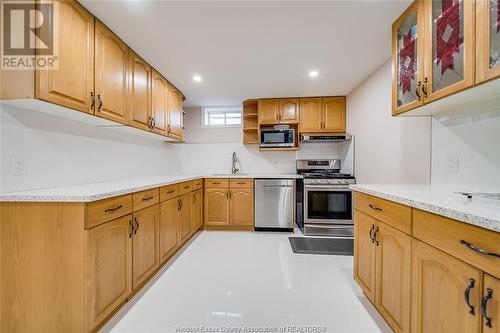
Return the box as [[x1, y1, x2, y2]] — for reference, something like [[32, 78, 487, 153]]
[[289, 237, 353, 255]]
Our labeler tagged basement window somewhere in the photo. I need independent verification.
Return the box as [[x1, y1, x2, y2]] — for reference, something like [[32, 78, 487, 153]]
[[202, 106, 242, 128]]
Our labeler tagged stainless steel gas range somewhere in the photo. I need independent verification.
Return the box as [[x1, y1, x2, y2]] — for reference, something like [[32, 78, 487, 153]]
[[296, 159, 356, 237]]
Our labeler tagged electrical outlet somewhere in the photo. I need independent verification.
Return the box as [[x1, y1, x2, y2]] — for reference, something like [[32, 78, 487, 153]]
[[11, 157, 27, 176], [446, 155, 459, 173]]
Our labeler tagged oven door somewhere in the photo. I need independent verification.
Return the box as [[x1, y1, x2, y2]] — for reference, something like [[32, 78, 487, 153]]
[[304, 185, 353, 224]]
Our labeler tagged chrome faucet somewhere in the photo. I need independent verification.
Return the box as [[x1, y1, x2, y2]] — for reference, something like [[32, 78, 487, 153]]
[[232, 152, 240, 174]]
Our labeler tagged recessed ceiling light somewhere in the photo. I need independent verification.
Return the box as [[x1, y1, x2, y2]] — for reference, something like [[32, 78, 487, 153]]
[[193, 75, 202, 82], [309, 70, 319, 78]]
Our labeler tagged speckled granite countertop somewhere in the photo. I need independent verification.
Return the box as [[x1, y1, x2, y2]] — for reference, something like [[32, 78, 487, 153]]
[[0, 174, 301, 203], [350, 185, 500, 233]]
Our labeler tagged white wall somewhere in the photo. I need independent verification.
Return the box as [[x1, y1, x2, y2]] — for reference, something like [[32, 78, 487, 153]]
[[346, 60, 432, 184], [0, 104, 181, 192], [431, 111, 500, 189]]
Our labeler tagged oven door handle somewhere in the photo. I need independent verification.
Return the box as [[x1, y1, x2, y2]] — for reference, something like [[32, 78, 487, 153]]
[[304, 185, 351, 191]]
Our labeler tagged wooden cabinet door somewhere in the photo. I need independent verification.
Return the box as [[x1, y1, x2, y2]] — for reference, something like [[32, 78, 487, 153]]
[[322, 97, 346, 132], [476, 0, 500, 83], [86, 215, 132, 332], [412, 240, 482, 333], [151, 70, 168, 135], [128, 51, 152, 131], [132, 205, 159, 290], [229, 188, 254, 226], [258, 99, 279, 125], [204, 188, 230, 225], [167, 87, 183, 140], [94, 20, 128, 124], [179, 193, 192, 242], [354, 210, 377, 302], [482, 275, 500, 332], [299, 98, 322, 133], [391, 1, 425, 115], [36, 0, 94, 114], [278, 99, 299, 124], [423, 0, 475, 103], [375, 222, 411, 333], [159, 198, 179, 263], [191, 189, 203, 232]]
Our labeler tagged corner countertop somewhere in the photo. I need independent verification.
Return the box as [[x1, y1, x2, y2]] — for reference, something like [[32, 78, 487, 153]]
[[350, 184, 500, 233], [0, 174, 302, 203]]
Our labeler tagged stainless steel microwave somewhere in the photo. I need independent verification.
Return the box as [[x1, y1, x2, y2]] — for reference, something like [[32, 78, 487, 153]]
[[260, 128, 295, 148]]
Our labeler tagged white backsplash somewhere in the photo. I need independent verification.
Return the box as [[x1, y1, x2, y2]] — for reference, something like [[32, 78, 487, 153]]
[[431, 110, 500, 189]]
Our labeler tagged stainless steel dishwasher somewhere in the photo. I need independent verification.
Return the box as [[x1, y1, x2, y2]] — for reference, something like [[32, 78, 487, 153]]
[[254, 179, 295, 231]]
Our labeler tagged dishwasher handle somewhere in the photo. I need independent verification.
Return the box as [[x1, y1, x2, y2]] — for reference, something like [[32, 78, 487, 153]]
[[262, 185, 294, 188]]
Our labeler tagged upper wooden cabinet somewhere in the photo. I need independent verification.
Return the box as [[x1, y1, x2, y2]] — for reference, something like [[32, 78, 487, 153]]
[[392, 0, 497, 115], [299, 97, 346, 133], [392, 1, 425, 115], [151, 70, 169, 136], [423, 0, 475, 103], [299, 98, 323, 132], [36, 0, 94, 114], [322, 97, 346, 132], [476, 0, 500, 83], [128, 51, 152, 131], [167, 86, 184, 140], [94, 20, 129, 124], [258, 99, 300, 125], [278, 99, 300, 124]]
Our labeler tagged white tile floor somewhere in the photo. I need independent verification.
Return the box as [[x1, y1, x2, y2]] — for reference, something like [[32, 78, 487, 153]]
[[100, 231, 392, 333]]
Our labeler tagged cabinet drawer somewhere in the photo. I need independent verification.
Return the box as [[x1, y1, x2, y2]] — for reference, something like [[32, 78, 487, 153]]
[[413, 209, 500, 279], [192, 179, 203, 190], [86, 195, 133, 229], [205, 178, 229, 188], [354, 192, 412, 234], [133, 188, 159, 211], [160, 184, 180, 202], [179, 181, 193, 195], [230, 178, 253, 188]]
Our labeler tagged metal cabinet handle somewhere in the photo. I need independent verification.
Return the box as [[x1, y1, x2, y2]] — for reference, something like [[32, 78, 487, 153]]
[[459, 240, 500, 258], [422, 77, 428, 97], [177, 199, 181, 211], [166, 190, 175, 194], [134, 217, 139, 234], [369, 224, 375, 243], [90, 92, 95, 110], [369, 204, 383, 212], [415, 81, 422, 100], [104, 205, 122, 213], [128, 219, 133, 238], [142, 194, 154, 201], [374, 227, 379, 246], [464, 278, 476, 315], [167, 124, 171, 133], [481, 288, 493, 328], [97, 94, 103, 112], [184, 186, 190, 189], [180, 199, 183, 209], [226, 190, 230, 199], [213, 182, 221, 185], [193, 194, 196, 204]]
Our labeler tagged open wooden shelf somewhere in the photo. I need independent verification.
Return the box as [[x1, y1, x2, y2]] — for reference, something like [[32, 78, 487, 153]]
[[242, 99, 259, 144], [243, 127, 258, 131], [243, 113, 258, 118]]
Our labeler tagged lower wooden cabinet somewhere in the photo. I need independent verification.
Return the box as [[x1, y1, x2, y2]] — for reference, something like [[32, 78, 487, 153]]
[[483, 275, 500, 332], [159, 197, 179, 263], [85, 215, 133, 332], [191, 189, 203, 231], [354, 209, 411, 333], [179, 193, 192, 242], [204, 187, 230, 225], [229, 188, 254, 226], [204, 179, 254, 228], [354, 210, 377, 302], [411, 239, 482, 333], [132, 204, 159, 290]]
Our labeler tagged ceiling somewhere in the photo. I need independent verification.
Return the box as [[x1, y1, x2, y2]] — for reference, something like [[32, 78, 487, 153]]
[[81, 0, 411, 107]]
